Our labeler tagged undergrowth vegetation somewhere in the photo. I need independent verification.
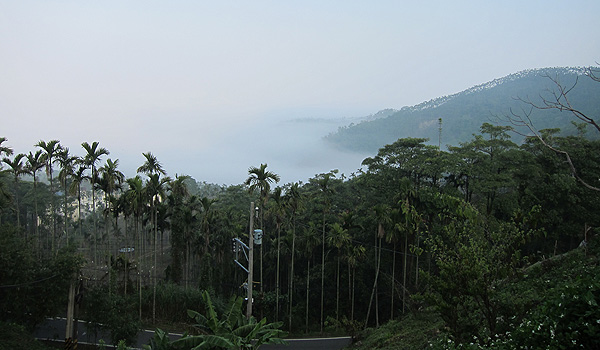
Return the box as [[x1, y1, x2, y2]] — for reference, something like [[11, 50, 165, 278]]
[[350, 240, 600, 349]]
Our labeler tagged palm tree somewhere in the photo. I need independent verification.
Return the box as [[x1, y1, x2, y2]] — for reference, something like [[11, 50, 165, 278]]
[[137, 152, 170, 322], [3, 154, 26, 227], [199, 196, 217, 253], [166, 175, 190, 285], [0, 138, 13, 223], [137, 152, 166, 177], [56, 148, 78, 245], [0, 137, 13, 161], [144, 173, 171, 323], [346, 244, 366, 322], [316, 172, 335, 333], [198, 196, 217, 289], [397, 197, 422, 314], [283, 182, 303, 331], [245, 163, 280, 293], [168, 174, 190, 201], [82, 141, 110, 265], [301, 223, 320, 333], [327, 222, 350, 322], [269, 186, 286, 321], [245, 164, 280, 206], [0, 172, 11, 225], [365, 203, 391, 327], [99, 159, 125, 234], [116, 191, 135, 295], [37, 140, 62, 249], [182, 195, 200, 288], [69, 161, 87, 244], [386, 207, 402, 320], [340, 210, 362, 306], [99, 158, 125, 294], [124, 175, 145, 320], [25, 150, 45, 245]]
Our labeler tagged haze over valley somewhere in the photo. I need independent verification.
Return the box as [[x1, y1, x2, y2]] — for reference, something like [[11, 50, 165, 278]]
[[2, 1, 598, 184]]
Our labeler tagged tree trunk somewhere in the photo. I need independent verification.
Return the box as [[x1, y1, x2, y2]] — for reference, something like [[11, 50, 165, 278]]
[[391, 242, 396, 320], [32, 176, 38, 248], [276, 223, 280, 321], [403, 232, 408, 313], [305, 259, 310, 333], [365, 237, 382, 328], [136, 216, 142, 321], [336, 255, 340, 321], [153, 204, 158, 324], [50, 170, 56, 253], [77, 185, 82, 242], [320, 210, 325, 334], [415, 234, 420, 289], [92, 179, 97, 266], [63, 180, 69, 245], [13, 177, 20, 228], [288, 222, 295, 332], [351, 266, 356, 321]]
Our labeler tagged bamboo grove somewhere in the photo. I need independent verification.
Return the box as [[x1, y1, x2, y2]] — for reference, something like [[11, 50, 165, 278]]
[[1, 118, 599, 338]]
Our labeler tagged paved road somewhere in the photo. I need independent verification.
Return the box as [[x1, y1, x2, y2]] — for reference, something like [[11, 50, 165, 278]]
[[262, 337, 352, 349], [35, 318, 352, 349]]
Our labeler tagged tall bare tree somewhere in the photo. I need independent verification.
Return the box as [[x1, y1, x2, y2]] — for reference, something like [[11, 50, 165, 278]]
[[506, 67, 600, 192]]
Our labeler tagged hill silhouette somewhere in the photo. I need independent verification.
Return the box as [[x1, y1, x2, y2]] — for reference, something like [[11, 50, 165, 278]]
[[325, 67, 600, 152]]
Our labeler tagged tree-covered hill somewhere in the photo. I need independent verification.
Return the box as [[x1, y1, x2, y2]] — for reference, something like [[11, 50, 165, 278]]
[[326, 67, 600, 152]]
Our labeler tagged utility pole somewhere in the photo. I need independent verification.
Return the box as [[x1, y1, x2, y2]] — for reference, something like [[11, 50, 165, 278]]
[[65, 273, 79, 350], [66, 278, 75, 340], [246, 202, 255, 319]]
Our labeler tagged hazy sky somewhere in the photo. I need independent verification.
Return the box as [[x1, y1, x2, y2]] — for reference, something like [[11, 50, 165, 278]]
[[1, 1, 599, 185]]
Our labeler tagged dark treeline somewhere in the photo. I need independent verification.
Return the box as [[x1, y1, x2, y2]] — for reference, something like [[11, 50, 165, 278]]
[[1, 115, 599, 342]]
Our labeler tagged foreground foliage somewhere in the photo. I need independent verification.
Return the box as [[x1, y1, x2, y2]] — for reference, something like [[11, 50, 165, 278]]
[[350, 313, 444, 350], [351, 241, 600, 349], [84, 289, 141, 346], [0, 225, 83, 329], [172, 290, 287, 350], [0, 322, 54, 350]]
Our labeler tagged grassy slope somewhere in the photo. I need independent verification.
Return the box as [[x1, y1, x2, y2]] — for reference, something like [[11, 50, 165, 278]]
[[348, 312, 444, 350], [348, 243, 599, 349]]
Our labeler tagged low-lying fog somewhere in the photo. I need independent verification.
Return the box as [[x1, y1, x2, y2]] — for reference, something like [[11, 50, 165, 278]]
[[164, 115, 371, 186]]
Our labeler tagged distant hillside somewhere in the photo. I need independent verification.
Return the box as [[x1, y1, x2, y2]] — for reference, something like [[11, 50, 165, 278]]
[[325, 67, 600, 153]]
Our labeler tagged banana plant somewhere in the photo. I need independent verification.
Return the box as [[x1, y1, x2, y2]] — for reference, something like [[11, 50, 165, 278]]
[[172, 290, 287, 350]]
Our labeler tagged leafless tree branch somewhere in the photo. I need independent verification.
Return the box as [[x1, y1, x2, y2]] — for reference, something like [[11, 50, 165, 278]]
[[504, 68, 600, 192], [587, 64, 600, 83], [514, 73, 600, 133]]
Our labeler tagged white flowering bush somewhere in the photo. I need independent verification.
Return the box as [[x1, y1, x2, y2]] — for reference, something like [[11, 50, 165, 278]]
[[428, 256, 600, 350], [507, 267, 600, 349]]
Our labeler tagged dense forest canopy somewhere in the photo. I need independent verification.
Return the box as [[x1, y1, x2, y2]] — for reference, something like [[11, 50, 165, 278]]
[[1, 66, 600, 348]]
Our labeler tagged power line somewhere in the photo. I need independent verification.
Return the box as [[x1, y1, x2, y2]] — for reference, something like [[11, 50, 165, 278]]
[[0, 274, 58, 288]]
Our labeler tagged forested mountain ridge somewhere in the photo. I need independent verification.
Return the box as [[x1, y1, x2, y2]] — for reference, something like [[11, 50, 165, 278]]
[[326, 67, 600, 152]]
